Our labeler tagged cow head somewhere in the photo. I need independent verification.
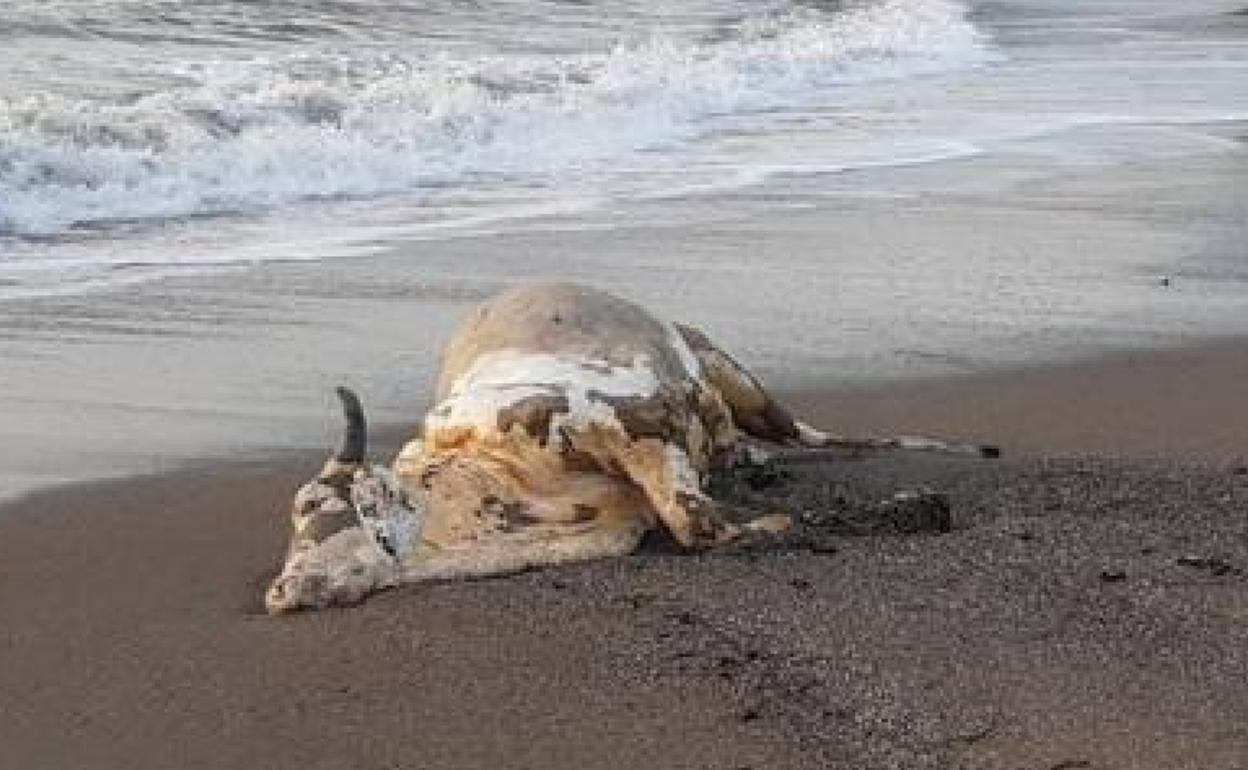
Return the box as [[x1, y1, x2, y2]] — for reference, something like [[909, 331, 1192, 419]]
[[265, 387, 421, 614]]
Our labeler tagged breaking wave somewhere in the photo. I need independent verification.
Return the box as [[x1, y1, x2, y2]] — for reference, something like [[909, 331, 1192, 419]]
[[0, 0, 989, 236]]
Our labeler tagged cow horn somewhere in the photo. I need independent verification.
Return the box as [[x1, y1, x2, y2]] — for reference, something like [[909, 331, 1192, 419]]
[[334, 386, 367, 463]]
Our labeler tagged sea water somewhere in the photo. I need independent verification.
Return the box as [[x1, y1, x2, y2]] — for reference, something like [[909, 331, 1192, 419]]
[[0, 0, 991, 295], [3, 0, 1245, 298]]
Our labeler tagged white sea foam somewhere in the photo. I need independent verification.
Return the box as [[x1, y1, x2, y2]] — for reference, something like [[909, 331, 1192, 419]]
[[0, 0, 989, 237]]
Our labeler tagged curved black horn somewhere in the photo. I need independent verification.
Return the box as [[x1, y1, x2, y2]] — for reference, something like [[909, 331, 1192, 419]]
[[334, 386, 367, 463]]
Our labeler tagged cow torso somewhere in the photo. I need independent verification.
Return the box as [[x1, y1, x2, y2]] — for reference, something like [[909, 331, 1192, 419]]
[[390, 283, 738, 570]]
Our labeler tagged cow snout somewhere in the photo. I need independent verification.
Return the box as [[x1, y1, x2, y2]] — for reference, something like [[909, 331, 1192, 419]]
[[266, 571, 331, 614]]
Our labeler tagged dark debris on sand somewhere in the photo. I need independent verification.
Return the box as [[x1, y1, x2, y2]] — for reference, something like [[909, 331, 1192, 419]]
[[516, 453, 1248, 769]]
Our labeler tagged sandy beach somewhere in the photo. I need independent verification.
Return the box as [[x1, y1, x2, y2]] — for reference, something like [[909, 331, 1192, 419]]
[[2, 348, 1247, 770], [2, 2, 1247, 766], [2, 127, 1247, 769]]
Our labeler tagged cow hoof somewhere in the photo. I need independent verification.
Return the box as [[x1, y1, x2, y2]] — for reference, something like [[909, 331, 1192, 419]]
[[744, 512, 792, 535]]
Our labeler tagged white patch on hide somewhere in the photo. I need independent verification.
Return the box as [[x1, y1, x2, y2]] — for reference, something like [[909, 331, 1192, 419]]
[[796, 421, 831, 445], [663, 442, 701, 493], [351, 465, 424, 563], [666, 322, 702, 379], [426, 350, 664, 443]]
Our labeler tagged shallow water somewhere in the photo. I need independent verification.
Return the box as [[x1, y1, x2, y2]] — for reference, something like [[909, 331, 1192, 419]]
[[1, 0, 993, 292], [3, 0, 1245, 296]]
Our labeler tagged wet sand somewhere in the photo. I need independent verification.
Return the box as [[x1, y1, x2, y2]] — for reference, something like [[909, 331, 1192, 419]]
[[2, 345, 1247, 770]]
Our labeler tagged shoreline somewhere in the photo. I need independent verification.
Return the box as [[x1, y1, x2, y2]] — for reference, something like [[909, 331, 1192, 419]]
[[2, 116, 1246, 503], [5, 333, 1246, 511]]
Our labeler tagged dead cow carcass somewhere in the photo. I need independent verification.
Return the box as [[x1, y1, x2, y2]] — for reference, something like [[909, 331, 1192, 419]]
[[266, 282, 993, 613]]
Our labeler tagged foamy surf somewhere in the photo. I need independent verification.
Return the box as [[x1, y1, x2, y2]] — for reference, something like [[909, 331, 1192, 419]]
[[0, 0, 989, 238]]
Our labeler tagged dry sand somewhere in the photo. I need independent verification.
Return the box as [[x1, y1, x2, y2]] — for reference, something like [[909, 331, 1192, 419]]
[[2, 345, 1246, 770]]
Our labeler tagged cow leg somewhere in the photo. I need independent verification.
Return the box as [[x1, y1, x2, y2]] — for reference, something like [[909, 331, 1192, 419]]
[[784, 422, 1000, 458], [675, 323, 801, 445], [676, 323, 998, 459], [603, 437, 789, 547]]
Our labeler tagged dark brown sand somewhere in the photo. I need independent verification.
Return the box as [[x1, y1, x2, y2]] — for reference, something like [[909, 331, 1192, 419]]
[[2, 345, 1247, 770]]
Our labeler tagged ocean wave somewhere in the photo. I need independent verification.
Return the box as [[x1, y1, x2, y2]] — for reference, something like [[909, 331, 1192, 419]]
[[0, 0, 989, 236]]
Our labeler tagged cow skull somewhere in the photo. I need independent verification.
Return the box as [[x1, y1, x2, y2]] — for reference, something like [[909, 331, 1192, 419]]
[[265, 388, 421, 614]]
